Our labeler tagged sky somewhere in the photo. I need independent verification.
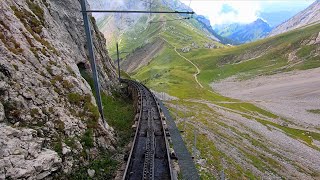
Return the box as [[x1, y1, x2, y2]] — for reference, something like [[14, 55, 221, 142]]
[[180, 0, 316, 25]]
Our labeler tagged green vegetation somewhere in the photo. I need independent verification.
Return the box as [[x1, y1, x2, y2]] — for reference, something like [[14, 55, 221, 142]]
[[11, 5, 59, 56], [80, 68, 135, 147], [0, 32, 23, 55], [307, 109, 320, 114], [69, 66, 135, 179], [26, 0, 45, 25], [64, 137, 76, 149], [248, 115, 320, 148], [110, 9, 320, 178], [67, 152, 118, 180], [62, 79, 74, 89], [50, 75, 63, 85], [54, 119, 65, 132], [30, 108, 39, 117], [53, 137, 63, 156], [81, 129, 94, 148], [13, 64, 19, 71]]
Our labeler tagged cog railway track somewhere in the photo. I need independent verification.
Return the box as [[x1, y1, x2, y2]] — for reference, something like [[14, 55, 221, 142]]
[[122, 79, 173, 180]]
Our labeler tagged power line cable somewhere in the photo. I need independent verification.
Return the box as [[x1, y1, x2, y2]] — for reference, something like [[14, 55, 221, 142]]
[[149, 17, 191, 24]]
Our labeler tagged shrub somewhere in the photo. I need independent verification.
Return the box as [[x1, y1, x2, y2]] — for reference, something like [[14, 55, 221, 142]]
[[55, 119, 65, 132], [67, 93, 83, 105], [81, 129, 94, 148], [65, 137, 76, 149], [53, 137, 63, 156], [50, 75, 63, 85], [11, 6, 59, 56], [62, 80, 74, 89], [46, 65, 53, 75], [30, 47, 40, 59], [0, 31, 23, 55], [26, 0, 44, 25], [84, 102, 99, 128], [22, 32, 34, 47], [13, 64, 19, 71], [67, 152, 118, 179], [30, 108, 39, 117]]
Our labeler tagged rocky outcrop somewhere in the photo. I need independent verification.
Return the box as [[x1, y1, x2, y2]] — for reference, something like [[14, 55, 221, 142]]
[[269, 0, 320, 37], [0, 0, 117, 179]]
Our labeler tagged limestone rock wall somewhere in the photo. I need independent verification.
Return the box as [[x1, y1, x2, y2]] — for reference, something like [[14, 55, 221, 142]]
[[0, 0, 117, 179], [269, 0, 320, 37]]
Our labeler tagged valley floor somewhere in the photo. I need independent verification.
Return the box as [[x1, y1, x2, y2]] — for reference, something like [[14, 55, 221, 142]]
[[211, 67, 320, 130]]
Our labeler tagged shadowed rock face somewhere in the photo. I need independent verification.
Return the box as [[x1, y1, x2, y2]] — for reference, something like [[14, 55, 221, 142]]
[[269, 0, 320, 37], [0, 0, 117, 179]]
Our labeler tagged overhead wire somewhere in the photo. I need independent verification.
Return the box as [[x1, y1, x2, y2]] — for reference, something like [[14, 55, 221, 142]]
[[148, 0, 194, 24]]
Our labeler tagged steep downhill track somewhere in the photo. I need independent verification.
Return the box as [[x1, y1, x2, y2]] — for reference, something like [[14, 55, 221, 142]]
[[122, 79, 173, 180]]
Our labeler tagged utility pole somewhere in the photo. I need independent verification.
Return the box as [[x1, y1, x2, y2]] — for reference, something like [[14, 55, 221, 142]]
[[116, 42, 121, 80], [80, 0, 106, 126], [184, 110, 186, 132], [193, 128, 197, 158]]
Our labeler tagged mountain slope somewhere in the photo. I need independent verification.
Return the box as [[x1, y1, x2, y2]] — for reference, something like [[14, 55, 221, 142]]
[[91, 0, 228, 54], [0, 0, 119, 179], [94, 0, 320, 179], [117, 12, 224, 73], [214, 18, 272, 43], [131, 21, 320, 179], [269, 0, 320, 36]]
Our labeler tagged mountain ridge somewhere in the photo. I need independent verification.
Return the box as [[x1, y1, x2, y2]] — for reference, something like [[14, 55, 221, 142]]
[[269, 0, 320, 36], [214, 18, 272, 44]]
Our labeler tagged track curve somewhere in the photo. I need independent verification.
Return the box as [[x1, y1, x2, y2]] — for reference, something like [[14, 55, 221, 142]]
[[121, 79, 173, 180]]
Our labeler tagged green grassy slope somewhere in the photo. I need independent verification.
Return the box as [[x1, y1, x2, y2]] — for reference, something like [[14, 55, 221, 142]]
[[133, 20, 320, 98], [98, 4, 320, 177], [129, 22, 320, 178], [189, 23, 320, 86]]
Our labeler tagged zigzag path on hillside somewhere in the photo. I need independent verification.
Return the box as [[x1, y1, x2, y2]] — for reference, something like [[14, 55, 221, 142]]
[[160, 37, 203, 88]]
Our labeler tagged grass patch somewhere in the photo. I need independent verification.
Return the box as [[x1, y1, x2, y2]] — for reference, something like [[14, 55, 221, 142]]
[[242, 114, 320, 149], [81, 129, 94, 148], [26, 0, 45, 25], [67, 152, 118, 179], [307, 109, 320, 114], [80, 68, 135, 147]]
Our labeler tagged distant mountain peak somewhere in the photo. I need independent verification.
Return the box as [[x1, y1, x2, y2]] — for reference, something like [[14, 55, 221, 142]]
[[255, 18, 268, 24], [214, 18, 272, 44]]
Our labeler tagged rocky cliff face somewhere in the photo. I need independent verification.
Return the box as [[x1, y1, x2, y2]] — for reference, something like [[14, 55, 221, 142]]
[[0, 0, 118, 179], [269, 0, 320, 37]]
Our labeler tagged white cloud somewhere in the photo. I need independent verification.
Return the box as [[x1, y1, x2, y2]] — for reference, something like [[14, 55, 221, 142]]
[[181, 0, 314, 25], [181, 0, 261, 25]]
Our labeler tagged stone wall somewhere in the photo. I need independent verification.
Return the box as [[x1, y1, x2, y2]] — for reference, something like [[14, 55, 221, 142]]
[[0, 0, 117, 179]]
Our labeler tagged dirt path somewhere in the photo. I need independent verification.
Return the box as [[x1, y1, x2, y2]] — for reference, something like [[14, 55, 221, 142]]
[[211, 67, 320, 128], [160, 37, 203, 88]]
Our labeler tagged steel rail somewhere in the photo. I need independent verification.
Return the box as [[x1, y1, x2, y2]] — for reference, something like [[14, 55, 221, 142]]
[[121, 79, 172, 180], [122, 80, 144, 179]]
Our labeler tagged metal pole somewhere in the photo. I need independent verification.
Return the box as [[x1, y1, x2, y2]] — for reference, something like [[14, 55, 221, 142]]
[[194, 129, 197, 148], [193, 129, 197, 158], [116, 42, 121, 80], [80, 0, 106, 126], [184, 110, 186, 132]]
